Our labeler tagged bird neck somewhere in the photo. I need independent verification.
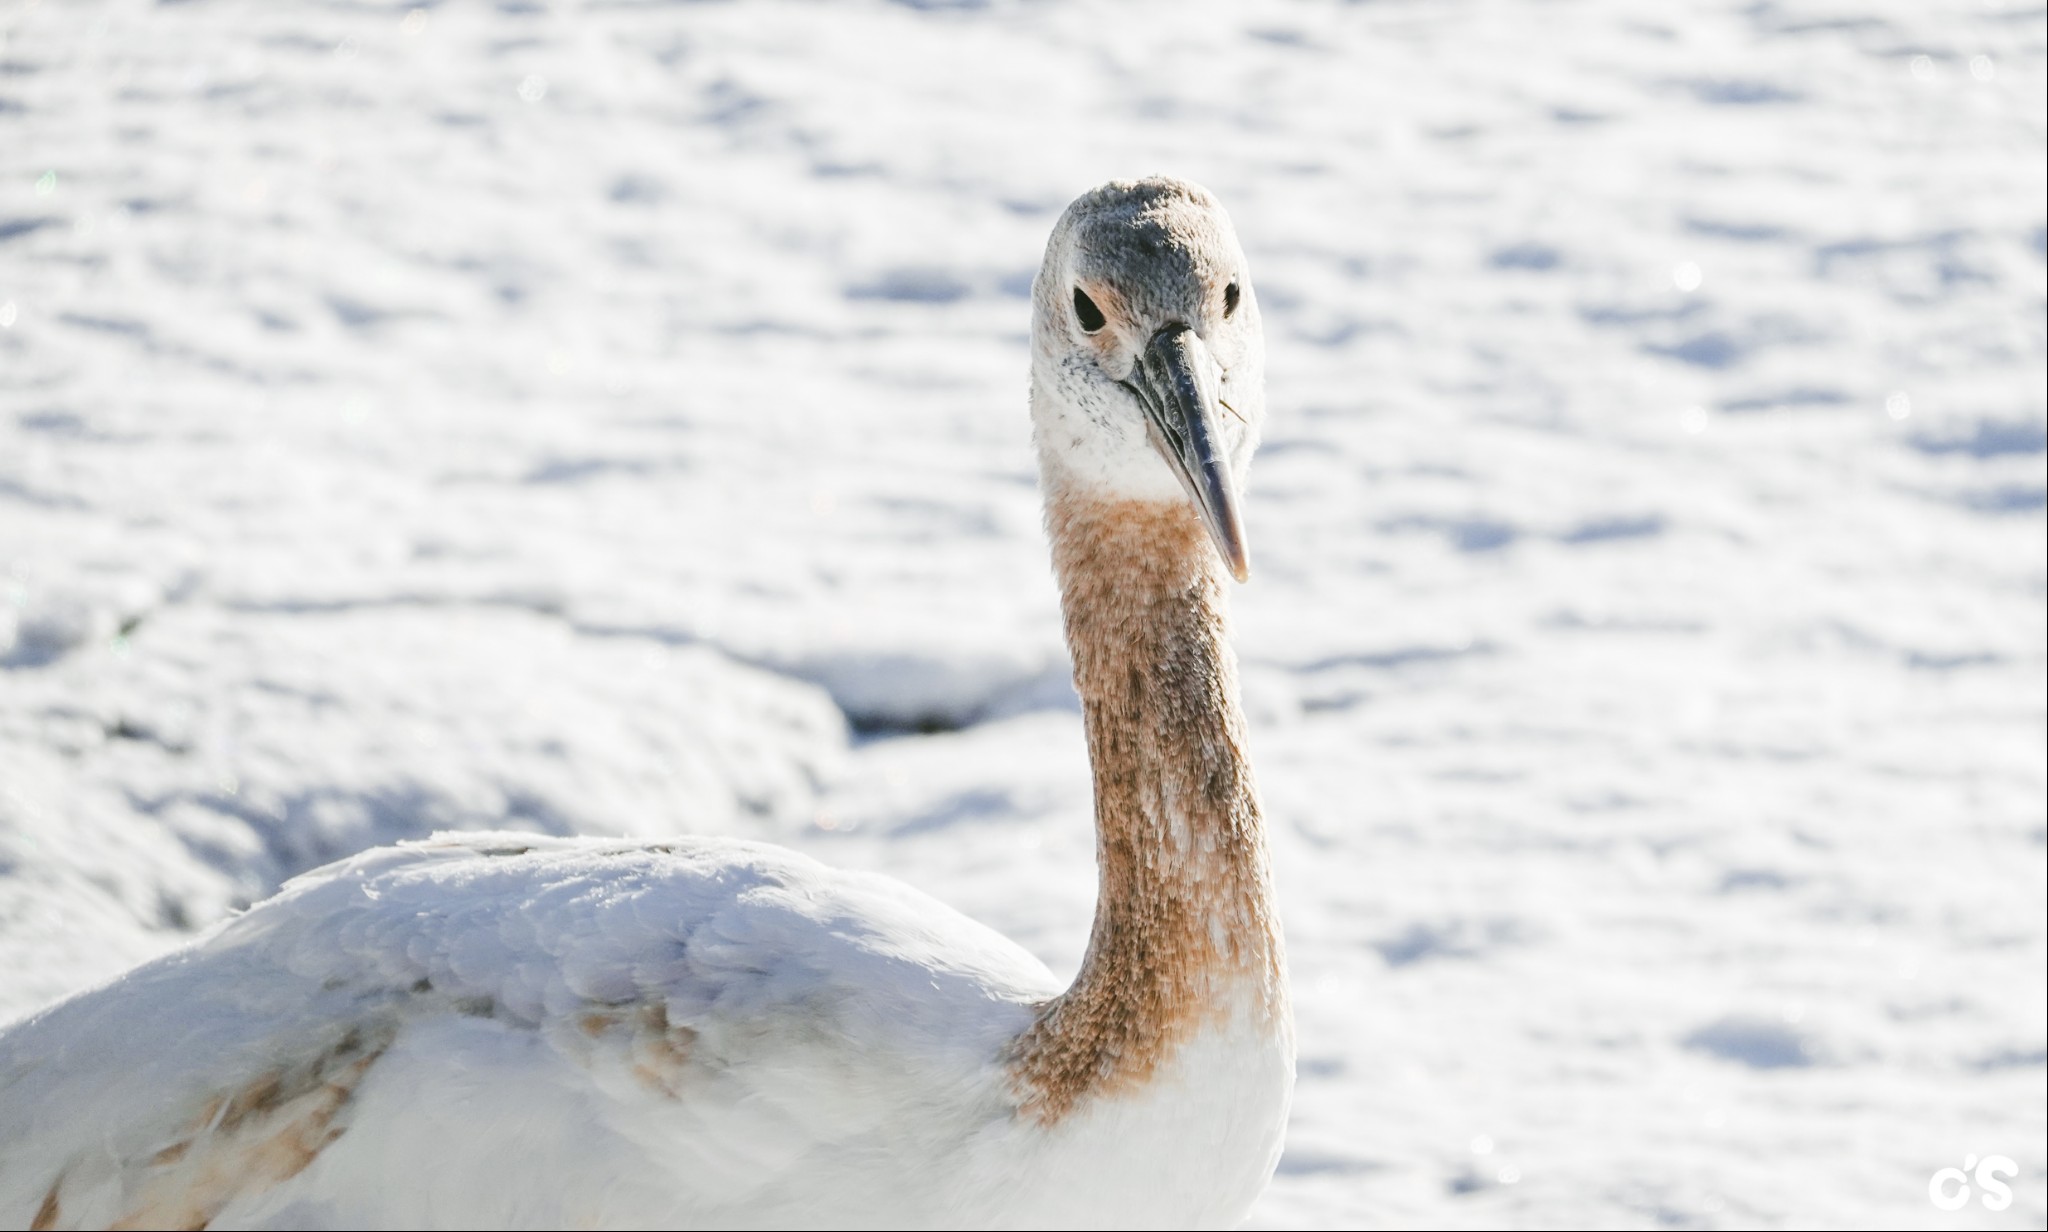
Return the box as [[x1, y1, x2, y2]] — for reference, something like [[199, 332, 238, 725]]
[[1010, 490, 1286, 1124]]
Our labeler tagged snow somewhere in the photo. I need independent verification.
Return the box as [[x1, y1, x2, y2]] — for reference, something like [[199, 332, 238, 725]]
[[1, 0, 2043, 1227]]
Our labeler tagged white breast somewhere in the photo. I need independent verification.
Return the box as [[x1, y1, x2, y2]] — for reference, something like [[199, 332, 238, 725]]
[[984, 1012, 1296, 1230]]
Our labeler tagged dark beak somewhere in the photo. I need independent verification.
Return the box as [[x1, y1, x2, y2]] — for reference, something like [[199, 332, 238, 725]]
[[1122, 324, 1251, 582]]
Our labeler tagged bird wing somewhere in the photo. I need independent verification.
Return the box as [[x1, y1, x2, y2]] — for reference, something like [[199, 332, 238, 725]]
[[0, 833, 1057, 1229]]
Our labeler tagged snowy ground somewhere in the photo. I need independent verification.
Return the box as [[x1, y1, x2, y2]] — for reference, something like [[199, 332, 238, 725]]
[[3, 0, 2044, 1226]]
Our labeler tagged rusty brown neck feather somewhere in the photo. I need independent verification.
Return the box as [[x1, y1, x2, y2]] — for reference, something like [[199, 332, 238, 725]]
[[1011, 493, 1285, 1123]]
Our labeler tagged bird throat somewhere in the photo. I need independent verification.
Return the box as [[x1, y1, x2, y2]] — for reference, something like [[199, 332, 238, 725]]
[[1009, 492, 1287, 1124]]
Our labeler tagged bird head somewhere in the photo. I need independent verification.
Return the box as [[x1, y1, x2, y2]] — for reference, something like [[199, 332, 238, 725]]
[[1030, 177, 1265, 582]]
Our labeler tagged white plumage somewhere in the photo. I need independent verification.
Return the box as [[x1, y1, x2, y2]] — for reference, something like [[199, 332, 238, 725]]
[[0, 177, 1291, 1231], [4, 837, 1034, 1227]]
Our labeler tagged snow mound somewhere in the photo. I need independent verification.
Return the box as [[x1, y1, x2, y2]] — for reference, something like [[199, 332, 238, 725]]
[[0, 604, 847, 1020]]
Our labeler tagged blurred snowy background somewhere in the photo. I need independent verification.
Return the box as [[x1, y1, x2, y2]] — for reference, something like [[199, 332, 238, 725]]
[[2, 0, 2043, 1226]]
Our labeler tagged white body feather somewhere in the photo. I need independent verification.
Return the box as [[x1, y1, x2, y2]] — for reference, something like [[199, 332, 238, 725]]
[[0, 834, 1287, 1230]]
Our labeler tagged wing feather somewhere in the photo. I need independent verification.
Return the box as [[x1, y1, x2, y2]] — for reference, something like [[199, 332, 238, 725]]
[[0, 833, 1055, 1229]]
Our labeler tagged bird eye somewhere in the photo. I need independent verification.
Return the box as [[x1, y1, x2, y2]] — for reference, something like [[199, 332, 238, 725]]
[[1223, 282, 1241, 317], [1073, 288, 1106, 334]]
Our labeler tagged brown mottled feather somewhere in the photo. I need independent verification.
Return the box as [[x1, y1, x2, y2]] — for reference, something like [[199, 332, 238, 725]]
[[101, 1026, 390, 1231], [29, 1185, 60, 1232], [1010, 495, 1286, 1122], [577, 1001, 697, 1098]]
